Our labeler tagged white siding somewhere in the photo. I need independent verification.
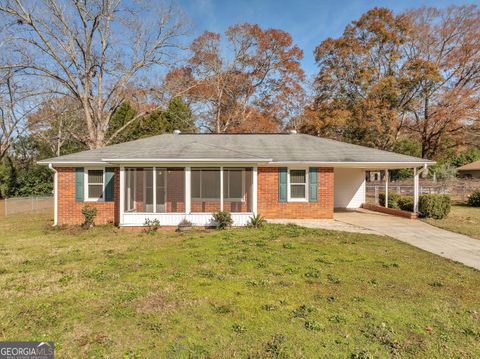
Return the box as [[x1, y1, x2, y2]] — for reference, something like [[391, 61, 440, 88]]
[[334, 168, 366, 208], [121, 213, 252, 227]]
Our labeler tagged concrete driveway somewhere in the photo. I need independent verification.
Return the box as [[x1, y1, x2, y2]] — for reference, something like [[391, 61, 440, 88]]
[[334, 209, 480, 270]]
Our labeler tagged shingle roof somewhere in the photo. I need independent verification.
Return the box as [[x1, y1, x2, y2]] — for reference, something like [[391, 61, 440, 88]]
[[457, 160, 480, 171], [38, 133, 434, 165]]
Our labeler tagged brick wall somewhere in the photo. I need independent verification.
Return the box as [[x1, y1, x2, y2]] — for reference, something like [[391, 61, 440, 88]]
[[257, 167, 334, 219], [56, 167, 119, 225]]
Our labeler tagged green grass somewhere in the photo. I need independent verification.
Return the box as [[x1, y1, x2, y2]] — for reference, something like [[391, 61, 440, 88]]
[[0, 211, 479, 358], [423, 205, 480, 240]]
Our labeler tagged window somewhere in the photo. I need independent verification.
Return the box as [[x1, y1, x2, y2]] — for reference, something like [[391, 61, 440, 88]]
[[191, 168, 220, 199], [289, 169, 307, 201], [223, 168, 244, 200], [86, 169, 104, 200]]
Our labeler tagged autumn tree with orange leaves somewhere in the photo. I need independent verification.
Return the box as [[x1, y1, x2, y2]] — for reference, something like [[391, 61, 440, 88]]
[[167, 24, 305, 133], [305, 5, 480, 159]]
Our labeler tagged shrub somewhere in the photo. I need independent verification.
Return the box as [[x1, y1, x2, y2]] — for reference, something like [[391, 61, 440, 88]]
[[467, 190, 480, 207], [418, 194, 451, 219], [397, 196, 414, 212], [378, 192, 401, 209], [248, 214, 266, 228], [81, 205, 97, 228], [212, 211, 233, 229], [143, 218, 161, 234]]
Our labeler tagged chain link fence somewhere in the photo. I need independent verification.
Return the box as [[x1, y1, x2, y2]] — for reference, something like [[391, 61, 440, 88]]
[[0, 196, 53, 217]]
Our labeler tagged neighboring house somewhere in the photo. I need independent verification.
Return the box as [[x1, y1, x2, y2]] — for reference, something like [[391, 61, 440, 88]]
[[457, 160, 480, 179], [38, 132, 434, 227]]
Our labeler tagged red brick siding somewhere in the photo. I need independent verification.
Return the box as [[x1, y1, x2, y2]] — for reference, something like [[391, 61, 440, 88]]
[[56, 167, 120, 225], [191, 200, 221, 212], [257, 167, 334, 219], [56, 166, 334, 225]]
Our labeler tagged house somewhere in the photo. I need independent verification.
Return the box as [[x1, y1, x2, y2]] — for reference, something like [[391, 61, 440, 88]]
[[457, 160, 480, 179], [38, 132, 434, 227]]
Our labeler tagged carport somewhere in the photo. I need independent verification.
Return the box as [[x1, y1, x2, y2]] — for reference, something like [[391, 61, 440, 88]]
[[333, 163, 429, 213]]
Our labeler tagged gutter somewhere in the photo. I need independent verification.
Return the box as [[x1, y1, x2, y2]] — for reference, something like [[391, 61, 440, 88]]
[[101, 158, 273, 163]]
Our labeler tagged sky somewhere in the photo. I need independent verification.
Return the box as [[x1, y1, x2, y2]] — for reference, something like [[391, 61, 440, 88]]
[[178, 0, 479, 78]]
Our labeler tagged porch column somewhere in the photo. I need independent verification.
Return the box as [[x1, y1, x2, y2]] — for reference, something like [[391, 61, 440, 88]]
[[220, 166, 224, 211], [384, 169, 389, 208], [413, 167, 419, 213], [119, 166, 125, 225], [185, 167, 191, 214], [252, 166, 258, 214], [153, 167, 157, 213]]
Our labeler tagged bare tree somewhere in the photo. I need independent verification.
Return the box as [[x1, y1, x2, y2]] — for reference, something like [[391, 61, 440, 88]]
[[0, 70, 33, 160], [0, 0, 188, 149], [28, 96, 84, 156]]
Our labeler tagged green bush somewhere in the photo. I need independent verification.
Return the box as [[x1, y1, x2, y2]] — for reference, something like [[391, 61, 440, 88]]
[[81, 205, 97, 228], [378, 192, 401, 209], [248, 214, 266, 228], [467, 190, 480, 207], [397, 196, 414, 212], [212, 211, 233, 229], [418, 194, 451, 219]]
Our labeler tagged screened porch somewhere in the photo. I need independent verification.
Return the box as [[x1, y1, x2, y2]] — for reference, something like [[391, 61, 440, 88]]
[[120, 166, 256, 226]]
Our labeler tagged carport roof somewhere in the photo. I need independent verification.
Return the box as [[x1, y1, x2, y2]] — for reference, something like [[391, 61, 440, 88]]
[[457, 160, 480, 171], [38, 133, 435, 167]]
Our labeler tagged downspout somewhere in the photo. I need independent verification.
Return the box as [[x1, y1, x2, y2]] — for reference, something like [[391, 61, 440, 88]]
[[49, 164, 58, 226]]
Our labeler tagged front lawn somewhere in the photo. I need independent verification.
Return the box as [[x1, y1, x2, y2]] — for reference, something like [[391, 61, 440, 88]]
[[423, 205, 480, 240], [0, 212, 479, 358]]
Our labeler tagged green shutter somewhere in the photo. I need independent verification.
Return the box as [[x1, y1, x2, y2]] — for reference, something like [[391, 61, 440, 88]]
[[278, 167, 287, 202], [104, 167, 115, 202], [309, 167, 318, 202], [75, 167, 84, 202]]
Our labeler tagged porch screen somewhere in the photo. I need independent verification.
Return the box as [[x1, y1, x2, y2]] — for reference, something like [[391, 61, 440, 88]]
[[223, 167, 253, 213], [124, 167, 184, 213], [191, 168, 221, 212], [191, 167, 253, 213]]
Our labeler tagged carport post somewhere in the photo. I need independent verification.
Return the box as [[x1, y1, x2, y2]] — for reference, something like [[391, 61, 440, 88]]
[[414, 164, 428, 214], [384, 169, 389, 208], [414, 167, 419, 213]]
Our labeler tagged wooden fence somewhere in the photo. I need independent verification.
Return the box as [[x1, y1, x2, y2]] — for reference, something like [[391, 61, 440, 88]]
[[0, 196, 53, 217], [366, 178, 480, 204]]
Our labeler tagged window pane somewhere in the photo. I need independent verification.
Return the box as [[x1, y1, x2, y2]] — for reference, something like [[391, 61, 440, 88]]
[[224, 169, 243, 199], [290, 170, 306, 184], [88, 170, 103, 184], [291, 184, 305, 198], [89, 184, 103, 198], [202, 169, 220, 198]]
